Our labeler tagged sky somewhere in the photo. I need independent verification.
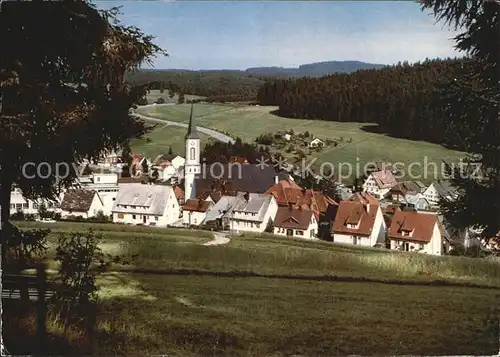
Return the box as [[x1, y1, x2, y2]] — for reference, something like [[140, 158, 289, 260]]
[[95, 1, 463, 70]]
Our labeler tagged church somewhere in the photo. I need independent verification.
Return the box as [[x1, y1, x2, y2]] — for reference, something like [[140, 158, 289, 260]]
[[183, 104, 283, 203]]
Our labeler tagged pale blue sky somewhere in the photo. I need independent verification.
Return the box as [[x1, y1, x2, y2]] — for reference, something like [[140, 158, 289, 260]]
[[95, 1, 462, 70]]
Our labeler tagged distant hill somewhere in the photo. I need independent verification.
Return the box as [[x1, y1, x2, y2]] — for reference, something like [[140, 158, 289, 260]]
[[245, 61, 386, 77], [125, 60, 387, 102]]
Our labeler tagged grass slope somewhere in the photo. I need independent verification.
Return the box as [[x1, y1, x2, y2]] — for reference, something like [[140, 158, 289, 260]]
[[140, 104, 466, 184], [130, 123, 215, 158], [6, 222, 500, 356]]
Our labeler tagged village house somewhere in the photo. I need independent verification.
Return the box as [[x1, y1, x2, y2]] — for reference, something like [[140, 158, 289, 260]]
[[362, 169, 398, 199], [331, 192, 386, 247], [60, 189, 104, 219], [305, 137, 325, 148], [404, 194, 431, 211], [202, 192, 278, 234], [387, 210, 450, 255], [423, 180, 459, 206], [130, 153, 152, 176], [98, 148, 123, 167], [389, 181, 423, 202], [182, 198, 214, 226], [9, 186, 60, 217], [265, 178, 337, 239], [273, 205, 318, 239], [112, 183, 181, 227]]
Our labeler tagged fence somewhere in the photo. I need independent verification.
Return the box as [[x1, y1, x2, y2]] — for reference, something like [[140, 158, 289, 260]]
[[2, 263, 53, 350]]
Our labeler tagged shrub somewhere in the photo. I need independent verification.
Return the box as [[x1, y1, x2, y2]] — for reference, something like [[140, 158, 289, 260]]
[[155, 97, 165, 104], [255, 133, 274, 145], [10, 210, 25, 221]]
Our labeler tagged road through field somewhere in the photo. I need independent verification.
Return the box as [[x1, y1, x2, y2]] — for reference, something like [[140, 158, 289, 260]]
[[134, 104, 235, 144]]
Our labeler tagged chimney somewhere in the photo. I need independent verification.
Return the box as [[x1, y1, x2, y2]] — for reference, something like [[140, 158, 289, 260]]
[[275, 175, 279, 184]]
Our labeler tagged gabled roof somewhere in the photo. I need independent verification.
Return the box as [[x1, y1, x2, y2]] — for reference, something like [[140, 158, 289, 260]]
[[332, 200, 378, 237], [388, 211, 439, 243], [197, 164, 277, 194], [390, 181, 422, 196], [369, 170, 397, 189], [350, 191, 379, 206], [231, 192, 275, 222], [431, 180, 458, 197], [274, 206, 314, 230], [265, 179, 337, 217], [112, 183, 176, 215], [61, 189, 100, 212], [183, 199, 212, 212]]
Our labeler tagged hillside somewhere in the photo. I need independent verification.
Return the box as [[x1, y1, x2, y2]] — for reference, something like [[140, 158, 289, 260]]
[[245, 60, 386, 77], [124, 60, 385, 101]]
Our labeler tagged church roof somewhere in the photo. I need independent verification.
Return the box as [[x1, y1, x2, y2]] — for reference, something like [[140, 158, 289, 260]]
[[185, 104, 200, 140]]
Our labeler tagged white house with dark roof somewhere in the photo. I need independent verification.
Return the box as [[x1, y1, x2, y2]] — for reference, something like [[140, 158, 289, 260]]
[[60, 189, 104, 219], [202, 192, 278, 234], [423, 180, 459, 206], [112, 183, 180, 226]]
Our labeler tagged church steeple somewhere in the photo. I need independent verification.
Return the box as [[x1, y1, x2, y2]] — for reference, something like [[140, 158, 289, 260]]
[[185, 104, 200, 139]]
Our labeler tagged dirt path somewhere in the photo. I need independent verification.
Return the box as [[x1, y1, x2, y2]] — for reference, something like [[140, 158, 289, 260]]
[[203, 232, 231, 246]]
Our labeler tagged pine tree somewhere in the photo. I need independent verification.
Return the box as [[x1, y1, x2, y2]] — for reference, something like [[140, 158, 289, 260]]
[[178, 92, 185, 104], [421, 0, 500, 239]]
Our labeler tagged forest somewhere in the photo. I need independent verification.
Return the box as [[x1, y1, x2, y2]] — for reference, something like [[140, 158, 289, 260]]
[[125, 70, 265, 102], [256, 58, 469, 149]]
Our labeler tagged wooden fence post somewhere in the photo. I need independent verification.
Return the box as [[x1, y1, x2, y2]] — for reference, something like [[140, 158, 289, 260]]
[[20, 277, 29, 303], [36, 262, 47, 351]]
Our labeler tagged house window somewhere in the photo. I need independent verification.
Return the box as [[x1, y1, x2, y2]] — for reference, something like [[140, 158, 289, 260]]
[[117, 213, 124, 219], [33, 203, 38, 209], [16, 204, 22, 210], [96, 177, 100, 182], [419, 243, 424, 249], [189, 147, 195, 161], [132, 215, 136, 219], [155, 216, 159, 221], [23, 203, 28, 209], [296, 230, 304, 236]]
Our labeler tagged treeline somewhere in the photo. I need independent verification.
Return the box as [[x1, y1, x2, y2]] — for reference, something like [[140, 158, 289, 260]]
[[125, 70, 266, 101], [257, 58, 468, 147]]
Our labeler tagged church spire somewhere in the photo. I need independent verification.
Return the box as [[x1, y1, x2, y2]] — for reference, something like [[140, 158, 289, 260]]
[[185, 104, 200, 139]]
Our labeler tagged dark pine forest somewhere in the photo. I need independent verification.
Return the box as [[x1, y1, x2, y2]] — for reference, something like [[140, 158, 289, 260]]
[[257, 58, 469, 149]]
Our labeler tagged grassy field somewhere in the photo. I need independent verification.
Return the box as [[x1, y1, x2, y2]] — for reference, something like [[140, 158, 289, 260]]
[[5, 221, 500, 355], [130, 124, 215, 159], [139, 104, 466, 184]]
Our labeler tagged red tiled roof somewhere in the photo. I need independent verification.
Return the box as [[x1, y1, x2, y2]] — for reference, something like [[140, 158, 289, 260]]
[[350, 191, 379, 206], [174, 186, 184, 201], [183, 199, 212, 212], [371, 170, 397, 189], [390, 181, 420, 196], [332, 200, 378, 237], [274, 206, 314, 230], [265, 180, 337, 219], [388, 211, 438, 243], [383, 204, 401, 215]]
